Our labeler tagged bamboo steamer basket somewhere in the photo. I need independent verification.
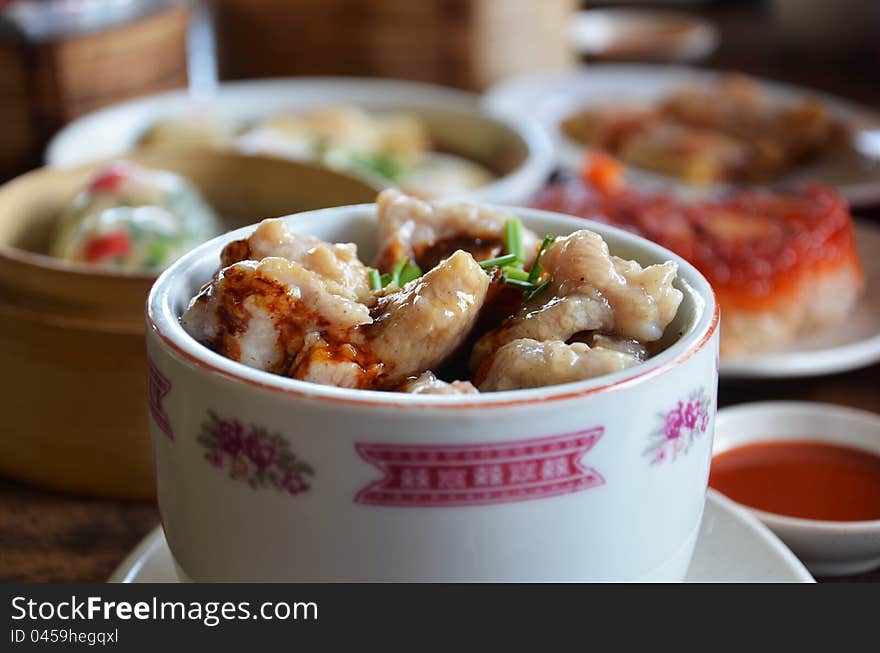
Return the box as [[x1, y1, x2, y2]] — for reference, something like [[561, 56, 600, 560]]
[[213, 0, 576, 91], [0, 1, 189, 178], [0, 149, 381, 499]]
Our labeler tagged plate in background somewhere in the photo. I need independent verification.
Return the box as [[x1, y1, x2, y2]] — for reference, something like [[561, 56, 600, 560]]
[[484, 64, 880, 207], [570, 9, 718, 62], [44, 77, 554, 206]]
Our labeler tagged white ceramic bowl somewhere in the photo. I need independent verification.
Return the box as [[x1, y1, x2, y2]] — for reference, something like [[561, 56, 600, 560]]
[[45, 77, 554, 205], [146, 204, 719, 582], [714, 401, 880, 576]]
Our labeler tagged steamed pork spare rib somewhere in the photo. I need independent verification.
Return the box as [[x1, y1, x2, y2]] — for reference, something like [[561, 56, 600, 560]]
[[182, 190, 683, 393]]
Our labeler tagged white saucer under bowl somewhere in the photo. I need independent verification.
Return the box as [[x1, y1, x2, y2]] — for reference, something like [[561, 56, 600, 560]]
[[714, 402, 880, 576], [109, 490, 812, 583]]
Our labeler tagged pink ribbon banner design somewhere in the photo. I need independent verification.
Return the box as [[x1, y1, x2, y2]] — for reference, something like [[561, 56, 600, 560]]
[[148, 360, 173, 440], [355, 428, 604, 507]]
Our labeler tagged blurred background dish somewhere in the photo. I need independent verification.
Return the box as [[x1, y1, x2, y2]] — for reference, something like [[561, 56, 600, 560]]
[[531, 157, 879, 377], [713, 402, 880, 576], [233, 106, 497, 200], [484, 64, 880, 207], [0, 150, 379, 500], [718, 220, 880, 378], [560, 74, 849, 185], [569, 8, 719, 62], [50, 160, 222, 271], [717, 219, 880, 378], [45, 77, 554, 204]]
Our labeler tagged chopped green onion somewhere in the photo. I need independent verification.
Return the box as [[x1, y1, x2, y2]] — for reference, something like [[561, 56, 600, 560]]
[[502, 277, 536, 289], [351, 153, 404, 181], [501, 266, 530, 282], [478, 253, 518, 269], [390, 257, 409, 286], [398, 261, 422, 285], [372, 259, 423, 292], [145, 239, 168, 268], [368, 269, 382, 291], [523, 278, 553, 303], [504, 218, 525, 263], [528, 235, 556, 284], [314, 137, 330, 158]]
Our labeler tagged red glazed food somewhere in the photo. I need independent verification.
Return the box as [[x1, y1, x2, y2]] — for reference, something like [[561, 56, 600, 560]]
[[532, 160, 865, 355]]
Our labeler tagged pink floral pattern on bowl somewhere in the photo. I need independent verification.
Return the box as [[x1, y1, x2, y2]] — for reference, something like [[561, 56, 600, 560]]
[[198, 411, 313, 494], [644, 388, 713, 466]]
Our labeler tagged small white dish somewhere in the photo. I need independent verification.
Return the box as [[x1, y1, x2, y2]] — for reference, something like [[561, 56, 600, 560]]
[[720, 220, 880, 379], [569, 9, 719, 62], [108, 490, 813, 583], [483, 64, 880, 207], [713, 401, 880, 576], [44, 77, 554, 205]]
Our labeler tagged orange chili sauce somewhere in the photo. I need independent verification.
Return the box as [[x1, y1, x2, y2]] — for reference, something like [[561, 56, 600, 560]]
[[709, 441, 880, 522]]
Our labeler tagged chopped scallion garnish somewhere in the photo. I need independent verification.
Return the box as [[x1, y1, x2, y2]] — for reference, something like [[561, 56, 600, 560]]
[[368, 269, 382, 291], [501, 266, 530, 282], [504, 218, 525, 263], [370, 258, 423, 292], [398, 261, 422, 286], [523, 278, 553, 303], [528, 235, 555, 284], [478, 253, 518, 269], [351, 153, 404, 181], [391, 257, 409, 286], [502, 277, 536, 289], [477, 219, 556, 303]]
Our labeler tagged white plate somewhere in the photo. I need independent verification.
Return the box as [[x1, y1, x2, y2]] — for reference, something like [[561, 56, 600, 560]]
[[108, 490, 812, 583], [483, 64, 880, 207], [44, 77, 553, 205], [720, 220, 880, 379], [569, 9, 719, 62]]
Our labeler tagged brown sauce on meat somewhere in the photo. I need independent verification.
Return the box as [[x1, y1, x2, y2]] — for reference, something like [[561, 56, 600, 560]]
[[414, 234, 503, 270], [281, 294, 390, 388], [287, 334, 387, 389], [220, 238, 252, 267], [206, 265, 340, 375]]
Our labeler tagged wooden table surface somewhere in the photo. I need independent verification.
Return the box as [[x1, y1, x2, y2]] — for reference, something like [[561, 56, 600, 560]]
[[1, 0, 878, 583]]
